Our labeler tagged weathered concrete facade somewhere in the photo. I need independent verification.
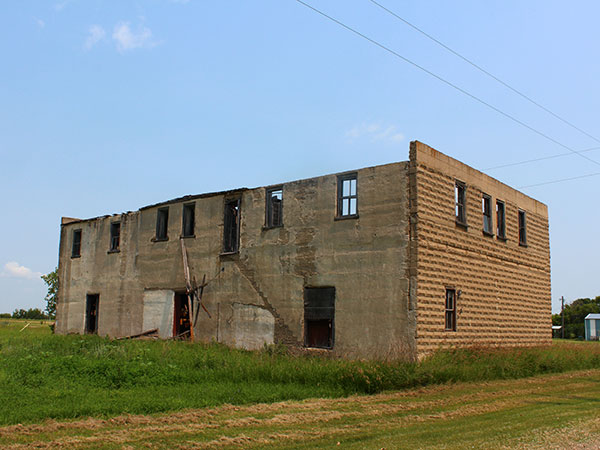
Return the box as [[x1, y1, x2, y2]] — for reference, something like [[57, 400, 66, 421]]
[[56, 141, 551, 359]]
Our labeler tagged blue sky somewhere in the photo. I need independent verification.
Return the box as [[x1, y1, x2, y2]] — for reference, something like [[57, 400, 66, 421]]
[[1, 0, 598, 314]]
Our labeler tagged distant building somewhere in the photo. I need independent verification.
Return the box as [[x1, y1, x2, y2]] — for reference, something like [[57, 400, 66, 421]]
[[55, 141, 552, 359], [584, 314, 600, 341]]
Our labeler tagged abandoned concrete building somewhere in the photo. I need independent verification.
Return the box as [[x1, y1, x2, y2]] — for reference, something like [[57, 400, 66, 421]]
[[55, 141, 551, 359]]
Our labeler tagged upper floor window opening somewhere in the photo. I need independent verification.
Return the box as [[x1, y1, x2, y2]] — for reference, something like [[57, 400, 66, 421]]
[[482, 194, 493, 235], [223, 198, 241, 254], [109, 222, 120, 252], [71, 229, 82, 258], [337, 173, 358, 218], [266, 187, 283, 228], [455, 181, 467, 226], [518, 210, 527, 246], [182, 203, 195, 238], [496, 200, 506, 240], [155, 207, 169, 241]]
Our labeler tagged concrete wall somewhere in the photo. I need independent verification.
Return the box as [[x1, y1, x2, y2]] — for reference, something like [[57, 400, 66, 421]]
[[409, 141, 552, 354], [56, 162, 414, 359]]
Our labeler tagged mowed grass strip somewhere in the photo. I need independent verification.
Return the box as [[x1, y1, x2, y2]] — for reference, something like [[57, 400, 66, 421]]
[[2, 370, 600, 449], [2, 319, 600, 426]]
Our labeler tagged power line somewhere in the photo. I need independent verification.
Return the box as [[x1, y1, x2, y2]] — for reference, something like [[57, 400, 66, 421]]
[[519, 172, 600, 189], [368, 0, 600, 145], [294, 0, 600, 168], [485, 146, 600, 171]]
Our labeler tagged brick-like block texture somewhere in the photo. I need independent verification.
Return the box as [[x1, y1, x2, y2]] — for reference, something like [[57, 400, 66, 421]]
[[410, 141, 551, 355]]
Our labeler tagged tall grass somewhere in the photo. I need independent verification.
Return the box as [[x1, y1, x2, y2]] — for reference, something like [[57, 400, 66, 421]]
[[1, 321, 599, 425]]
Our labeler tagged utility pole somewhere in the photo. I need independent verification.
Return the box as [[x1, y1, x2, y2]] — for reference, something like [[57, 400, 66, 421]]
[[561, 296, 565, 339]]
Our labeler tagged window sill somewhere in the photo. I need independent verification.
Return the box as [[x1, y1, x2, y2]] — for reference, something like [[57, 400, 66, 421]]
[[444, 329, 457, 332], [180, 235, 195, 239], [496, 235, 507, 242], [152, 237, 169, 243], [335, 214, 359, 221], [482, 230, 494, 237], [220, 251, 239, 257], [262, 225, 283, 231], [519, 242, 528, 248], [71, 255, 81, 259], [455, 220, 468, 229], [107, 249, 120, 254]]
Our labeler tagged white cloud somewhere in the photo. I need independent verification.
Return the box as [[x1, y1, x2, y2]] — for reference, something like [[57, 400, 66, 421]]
[[54, 0, 72, 11], [345, 123, 405, 145], [84, 25, 106, 50], [112, 21, 155, 52], [34, 18, 45, 28], [2, 262, 42, 280]]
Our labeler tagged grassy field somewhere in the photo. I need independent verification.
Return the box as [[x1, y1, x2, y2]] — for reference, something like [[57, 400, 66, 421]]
[[2, 319, 600, 429], [2, 369, 600, 449]]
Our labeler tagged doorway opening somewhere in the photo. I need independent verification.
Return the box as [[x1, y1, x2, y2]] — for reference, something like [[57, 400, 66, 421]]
[[174, 292, 191, 339], [85, 294, 99, 334]]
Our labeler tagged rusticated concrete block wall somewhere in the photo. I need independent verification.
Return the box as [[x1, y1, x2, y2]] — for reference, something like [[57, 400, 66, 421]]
[[409, 141, 551, 355]]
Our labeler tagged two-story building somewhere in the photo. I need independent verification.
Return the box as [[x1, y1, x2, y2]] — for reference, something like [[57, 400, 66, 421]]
[[55, 141, 551, 359]]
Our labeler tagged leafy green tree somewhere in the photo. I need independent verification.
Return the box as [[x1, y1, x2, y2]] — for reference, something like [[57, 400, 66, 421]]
[[41, 267, 58, 320], [11, 308, 48, 320], [552, 296, 600, 339]]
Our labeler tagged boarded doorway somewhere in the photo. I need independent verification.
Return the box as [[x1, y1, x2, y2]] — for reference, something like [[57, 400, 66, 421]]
[[85, 294, 99, 334], [173, 292, 191, 339], [304, 287, 335, 349]]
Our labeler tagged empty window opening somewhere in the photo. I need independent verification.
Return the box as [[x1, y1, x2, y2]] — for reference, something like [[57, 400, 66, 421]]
[[304, 287, 335, 349], [266, 188, 283, 228], [496, 200, 506, 239], [445, 288, 456, 331], [72, 229, 82, 258], [182, 203, 195, 237], [223, 198, 241, 253], [109, 222, 120, 252], [85, 294, 99, 334], [173, 292, 191, 339], [155, 207, 169, 240], [337, 174, 358, 217], [519, 210, 527, 246], [482, 194, 493, 235], [455, 181, 466, 225]]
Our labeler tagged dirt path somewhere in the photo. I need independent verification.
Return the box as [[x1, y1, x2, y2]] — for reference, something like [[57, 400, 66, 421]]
[[2, 370, 600, 449]]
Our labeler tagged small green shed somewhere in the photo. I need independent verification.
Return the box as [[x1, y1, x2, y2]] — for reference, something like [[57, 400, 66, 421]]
[[584, 314, 600, 341]]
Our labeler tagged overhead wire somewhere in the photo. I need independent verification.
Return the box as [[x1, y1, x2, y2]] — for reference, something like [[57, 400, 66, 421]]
[[519, 172, 600, 189], [294, 0, 600, 169], [485, 146, 600, 171], [368, 0, 600, 145]]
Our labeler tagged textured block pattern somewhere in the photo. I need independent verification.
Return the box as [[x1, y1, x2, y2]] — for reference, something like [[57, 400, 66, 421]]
[[410, 142, 551, 355]]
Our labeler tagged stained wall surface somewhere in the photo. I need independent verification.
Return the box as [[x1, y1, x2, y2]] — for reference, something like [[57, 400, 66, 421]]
[[56, 162, 414, 359], [409, 141, 551, 354]]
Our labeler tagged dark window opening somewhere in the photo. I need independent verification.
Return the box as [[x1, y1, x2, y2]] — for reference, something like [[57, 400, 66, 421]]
[[337, 174, 358, 217], [482, 194, 493, 235], [72, 229, 82, 258], [85, 294, 99, 334], [266, 188, 283, 228], [223, 198, 240, 253], [304, 287, 335, 349], [519, 210, 527, 246], [155, 207, 169, 240], [455, 181, 466, 225], [445, 288, 456, 331], [109, 222, 120, 252], [496, 200, 506, 239], [173, 292, 191, 339], [182, 203, 195, 237]]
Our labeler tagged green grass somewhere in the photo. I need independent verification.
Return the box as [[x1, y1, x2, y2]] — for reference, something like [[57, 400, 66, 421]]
[[1, 319, 600, 426]]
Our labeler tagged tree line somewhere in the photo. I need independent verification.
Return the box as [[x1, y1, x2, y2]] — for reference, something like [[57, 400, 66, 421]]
[[0, 308, 50, 320], [552, 296, 600, 339]]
